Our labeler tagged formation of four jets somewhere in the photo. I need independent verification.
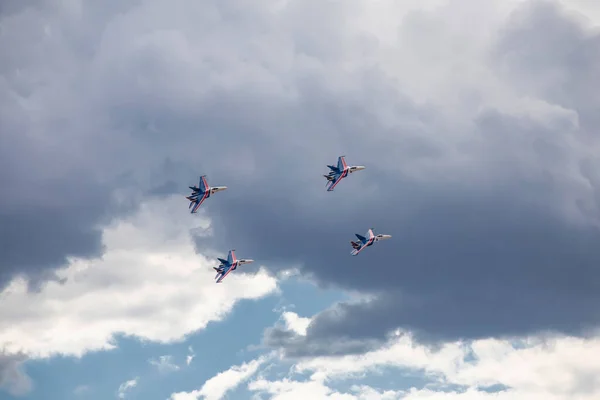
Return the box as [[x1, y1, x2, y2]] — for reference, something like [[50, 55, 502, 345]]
[[186, 156, 391, 283]]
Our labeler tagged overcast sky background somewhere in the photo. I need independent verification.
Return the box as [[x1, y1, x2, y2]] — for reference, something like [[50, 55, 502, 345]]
[[1, 0, 600, 399]]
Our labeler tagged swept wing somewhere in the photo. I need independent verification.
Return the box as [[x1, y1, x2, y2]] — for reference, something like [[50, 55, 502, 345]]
[[350, 229, 375, 256], [215, 250, 237, 283]]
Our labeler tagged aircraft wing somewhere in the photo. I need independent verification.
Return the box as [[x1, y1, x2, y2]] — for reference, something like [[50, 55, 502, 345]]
[[190, 191, 209, 213], [326, 171, 346, 191], [355, 233, 367, 243], [215, 263, 234, 283], [351, 242, 368, 256], [351, 231, 375, 256]]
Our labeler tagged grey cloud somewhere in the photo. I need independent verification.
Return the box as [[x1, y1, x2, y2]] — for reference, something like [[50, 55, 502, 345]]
[[0, 353, 32, 397], [0, 0, 161, 289], [259, 175, 600, 354], [0, 91, 113, 289], [263, 323, 383, 357], [492, 0, 600, 131], [2, 0, 600, 362], [257, 1, 600, 354], [0, 0, 39, 17]]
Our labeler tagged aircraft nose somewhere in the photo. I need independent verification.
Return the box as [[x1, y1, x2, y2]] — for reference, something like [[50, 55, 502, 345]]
[[355, 166, 366, 171], [244, 259, 254, 263]]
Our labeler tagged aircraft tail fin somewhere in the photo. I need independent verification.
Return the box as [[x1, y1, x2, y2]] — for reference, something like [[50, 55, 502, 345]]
[[337, 156, 347, 171], [227, 249, 236, 265], [350, 241, 361, 249], [199, 175, 209, 193]]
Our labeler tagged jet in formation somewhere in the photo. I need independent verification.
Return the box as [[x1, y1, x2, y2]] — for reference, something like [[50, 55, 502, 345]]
[[323, 156, 365, 191], [350, 228, 392, 256], [188, 158, 389, 283], [213, 249, 255, 283], [186, 175, 227, 213]]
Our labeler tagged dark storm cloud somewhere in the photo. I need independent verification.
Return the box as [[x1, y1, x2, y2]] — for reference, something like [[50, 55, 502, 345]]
[[2, 0, 600, 360], [263, 323, 383, 357], [255, 1, 600, 354], [88, 0, 600, 350], [0, 0, 162, 289], [253, 164, 600, 353], [0, 0, 429, 289], [0, 89, 114, 289], [210, 103, 600, 355]]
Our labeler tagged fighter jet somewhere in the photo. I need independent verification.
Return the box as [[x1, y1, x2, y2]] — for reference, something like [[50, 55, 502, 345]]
[[350, 228, 391, 256], [213, 249, 255, 283], [186, 175, 227, 213], [324, 156, 365, 191]]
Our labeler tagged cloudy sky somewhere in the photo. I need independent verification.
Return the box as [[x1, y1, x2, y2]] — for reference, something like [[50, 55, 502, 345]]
[[2, 0, 600, 399]]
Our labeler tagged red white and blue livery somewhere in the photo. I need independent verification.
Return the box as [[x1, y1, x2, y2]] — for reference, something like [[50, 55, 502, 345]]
[[213, 249, 255, 283], [350, 228, 392, 256], [186, 175, 228, 213], [324, 156, 365, 191]]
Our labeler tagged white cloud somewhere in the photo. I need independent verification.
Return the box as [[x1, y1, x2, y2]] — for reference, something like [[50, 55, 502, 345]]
[[557, 0, 600, 24], [170, 355, 270, 400], [247, 381, 589, 400], [281, 312, 311, 336], [0, 195, 279, 359], [149, 355, 181, 374], [249, 378, 355, 399], [73, 385, 91, 396], [186, 346, 196, 366], [249, 330, 600, 399], [117, 377, 138, 399], [276, 269, 302, 281], [293, 331, 465, 382], [248, 379, 407, 400]]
